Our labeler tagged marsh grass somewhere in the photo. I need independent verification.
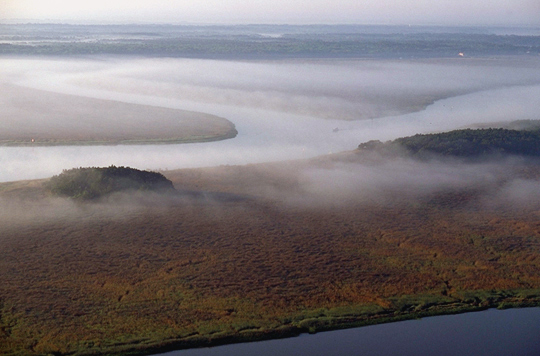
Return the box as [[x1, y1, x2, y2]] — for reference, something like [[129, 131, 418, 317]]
[[1, 155, 540, 355]]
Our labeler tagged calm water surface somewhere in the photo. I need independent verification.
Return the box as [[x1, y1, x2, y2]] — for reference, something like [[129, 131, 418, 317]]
[[157, 308, 540, 356]]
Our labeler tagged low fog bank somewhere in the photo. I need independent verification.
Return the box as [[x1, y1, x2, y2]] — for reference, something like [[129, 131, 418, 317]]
[[9, 57, 540, 122], [1, 57, 540, 182], [203, 152, 540, 211], [0, 195, 98, 229], [292, 157, 540, 209], [0, 183, 238, 232], [3, 153, 540, 229]]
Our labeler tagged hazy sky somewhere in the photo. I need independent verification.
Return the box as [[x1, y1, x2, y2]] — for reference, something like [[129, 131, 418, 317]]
[[1, 0, 539, 26]]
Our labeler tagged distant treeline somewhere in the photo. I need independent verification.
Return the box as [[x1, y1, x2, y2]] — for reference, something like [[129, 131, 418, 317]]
[[1, 24, 539, 58], [359, 127, 540, 158], [47, 166, 175, 200]]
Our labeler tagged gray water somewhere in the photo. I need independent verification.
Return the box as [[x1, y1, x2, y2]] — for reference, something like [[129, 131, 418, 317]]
[[157, 308, 540, 356]]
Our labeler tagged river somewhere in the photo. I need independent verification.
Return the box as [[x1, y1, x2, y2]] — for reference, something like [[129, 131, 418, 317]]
[[2, 57, 540, 182], [156, 308, 540, 356]]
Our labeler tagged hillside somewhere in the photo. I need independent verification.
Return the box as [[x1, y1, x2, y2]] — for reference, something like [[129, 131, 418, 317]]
[[46, 166, 175, 200], [359, 127, 540, 159]]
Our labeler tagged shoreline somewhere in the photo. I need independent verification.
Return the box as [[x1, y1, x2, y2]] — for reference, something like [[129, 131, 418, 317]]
[[0, 126, 238, 147], [81, 292, 540, 356], [0, 82, 238, 147]]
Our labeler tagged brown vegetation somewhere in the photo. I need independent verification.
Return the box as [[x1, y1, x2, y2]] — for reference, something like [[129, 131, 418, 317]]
[[0, 152, 539, 355]]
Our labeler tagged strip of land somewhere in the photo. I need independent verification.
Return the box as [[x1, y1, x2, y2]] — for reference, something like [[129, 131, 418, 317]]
[[0, 83, 237, 146]]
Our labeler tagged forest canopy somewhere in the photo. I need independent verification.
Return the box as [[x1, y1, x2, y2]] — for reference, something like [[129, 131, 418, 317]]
[[46, 166, 175, 200], [359, 127, 540, 159]]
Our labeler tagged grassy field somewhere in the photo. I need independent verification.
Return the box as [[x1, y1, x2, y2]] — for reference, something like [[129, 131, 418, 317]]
[[0, 151, 539, 355]]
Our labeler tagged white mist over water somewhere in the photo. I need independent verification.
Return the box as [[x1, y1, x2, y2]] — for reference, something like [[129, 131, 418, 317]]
[[1, 57, 540, 182]]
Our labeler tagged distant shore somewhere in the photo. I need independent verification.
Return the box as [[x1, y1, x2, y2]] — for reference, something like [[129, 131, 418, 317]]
[[0, 83, 238, 146], [0, 128, 238, 147]]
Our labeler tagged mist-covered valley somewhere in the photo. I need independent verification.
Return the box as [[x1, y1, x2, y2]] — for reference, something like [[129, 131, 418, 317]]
[[2, 55, 540, 182], [2, 25, 540, 356]]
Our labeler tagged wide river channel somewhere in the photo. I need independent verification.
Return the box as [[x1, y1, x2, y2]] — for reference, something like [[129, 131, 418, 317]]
[[2, 57, 540, 182], [156, 308, 540, 356]]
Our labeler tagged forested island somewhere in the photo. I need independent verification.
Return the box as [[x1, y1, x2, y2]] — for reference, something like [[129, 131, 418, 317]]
[[46, 166, 175, 200], [1, 126, 540, 355]]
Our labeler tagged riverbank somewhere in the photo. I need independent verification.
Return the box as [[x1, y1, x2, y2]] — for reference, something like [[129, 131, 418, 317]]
[[152, 307, 540, 356], [117, 297, 540, 356], [0, 128, 238, 147]]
